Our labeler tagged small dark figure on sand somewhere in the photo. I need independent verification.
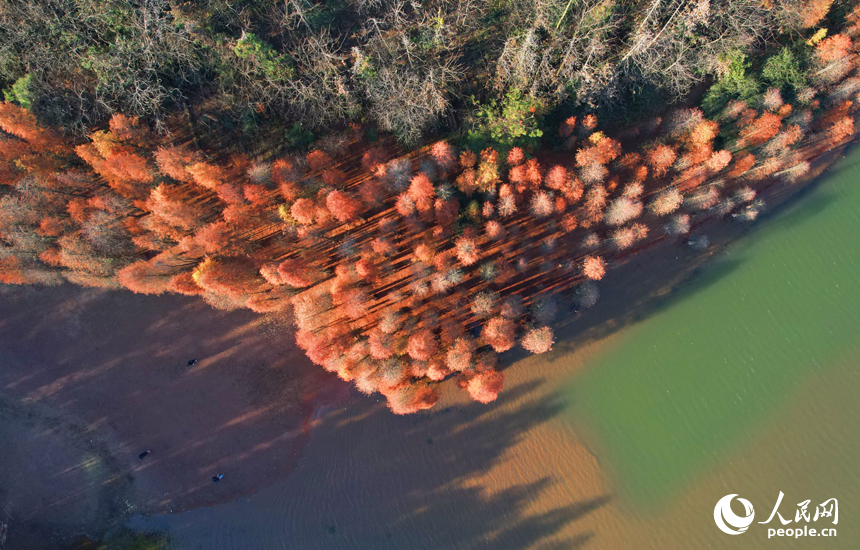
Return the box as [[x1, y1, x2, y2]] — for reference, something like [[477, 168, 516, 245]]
[[212, 474, 224, 482], [188, 359, 198, 366], [139, 450, 151, 459]]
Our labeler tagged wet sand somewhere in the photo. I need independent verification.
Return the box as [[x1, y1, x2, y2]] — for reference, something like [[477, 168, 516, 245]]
[[0, 284, 339, 549]]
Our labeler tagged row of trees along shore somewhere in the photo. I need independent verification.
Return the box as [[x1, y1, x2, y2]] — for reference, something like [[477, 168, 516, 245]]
[[2, 16, 860, 413]]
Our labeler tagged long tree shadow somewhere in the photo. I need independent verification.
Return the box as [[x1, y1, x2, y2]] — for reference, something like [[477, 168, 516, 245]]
[[0, 283, 609, 549], [137, 379, 609, 550]]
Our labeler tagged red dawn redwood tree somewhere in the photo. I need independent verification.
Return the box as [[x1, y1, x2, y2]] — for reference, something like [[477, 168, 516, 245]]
[[467, 370, 504, 404], [521, 326, 554, 354], [482, 316, 517, 352], [326, 190, 363, 223], [582, 256, 606, 280], [407, 328, 439, 361]]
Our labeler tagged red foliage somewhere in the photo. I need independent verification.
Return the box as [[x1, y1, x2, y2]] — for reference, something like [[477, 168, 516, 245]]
[[434, 198, 459, 227], [369, 328, 396, 359], [507, 147, 525, 166], [597, 137, 622, 164], [559, 116, 577, 138], [431, 141, 457, 171], [828, 116, 855, 143], [523, 158, 543, 187], [459, 149, 477, 169], [194, 257, 264, 299], [706, 150, 732, 172], [37, 216, 66, 237], [371, 236, 396, 256], [445, 337, 474, 371], [467, 370, 504, 403], [168, 271, 204, 296], [801, 0, 833, 28], [355, 258, 379, 281], [195, 221, 233, 254], [326, 190, 362, 223], [277, 257, 318, 288], [728, 152, 756, 179], [359, 179, 383, 208], [686, 120, 719, 149], [576, 146, 603, 167], [454, 236, 479, 266], [582, 114, 598, 130], [187, 162, 228, 190], [408, 173, 435, 212], [521, 326, 554, 354], [385, 383, 440, 415], [361, 146, 387, 172], [117, 260, 174, 295], [816, 34, 852, 64], [647, 145, 677, 177], [407, 328, 439, 361], [482, 316, 516, 352], [740, 112, 782, 147], [290, 198, 317, 225], [216, 182, 246, 205], [541, 167, 565, 191], [306, 149, 334, 171], [272, 158, 301, 186], [243, 184, 270, 205], [66, 198, 94, 224], [145, 183, 206, 230], [246, 288, 293, 313], [580, 185, 607, 227], [530, 191, 554, 218], [455, 169, 477, 195], [109, 114, 147, 144], [321, 168, 347, 187], [582, 256, 606, 280], [0, 102, 64, 152], [279, 180, 302, 203], [561, 213, 578, 233]]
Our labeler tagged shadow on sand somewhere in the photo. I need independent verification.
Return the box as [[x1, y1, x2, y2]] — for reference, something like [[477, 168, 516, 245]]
[[136, 379, 608, 550]]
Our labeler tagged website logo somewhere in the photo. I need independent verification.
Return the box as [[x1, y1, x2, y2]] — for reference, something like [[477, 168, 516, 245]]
[[714, 494, 756, 535], [713, 492, 838, 538]]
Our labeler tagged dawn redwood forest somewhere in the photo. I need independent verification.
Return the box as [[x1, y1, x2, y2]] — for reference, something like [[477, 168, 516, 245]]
[[0, 0, 858, 414]]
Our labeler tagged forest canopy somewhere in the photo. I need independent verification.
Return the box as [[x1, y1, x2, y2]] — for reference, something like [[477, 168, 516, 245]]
[[0, 0, 858, 413], [0, 0, 846, 144]]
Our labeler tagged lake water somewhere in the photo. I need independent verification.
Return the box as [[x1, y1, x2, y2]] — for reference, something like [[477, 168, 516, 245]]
[[565, 147, 860, 547], [133, 148, 860, 549]]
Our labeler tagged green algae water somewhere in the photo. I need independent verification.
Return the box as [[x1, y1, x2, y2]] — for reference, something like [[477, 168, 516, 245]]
[[567, 147, 860, 537]]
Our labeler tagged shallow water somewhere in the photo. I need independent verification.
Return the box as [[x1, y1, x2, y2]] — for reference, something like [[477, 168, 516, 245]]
[[566, 148, 860, 546], [132, 149, 860, 549]]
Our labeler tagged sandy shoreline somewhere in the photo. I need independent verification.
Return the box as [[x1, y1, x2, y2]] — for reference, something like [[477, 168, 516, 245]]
[[0, 284, 343, 548]]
